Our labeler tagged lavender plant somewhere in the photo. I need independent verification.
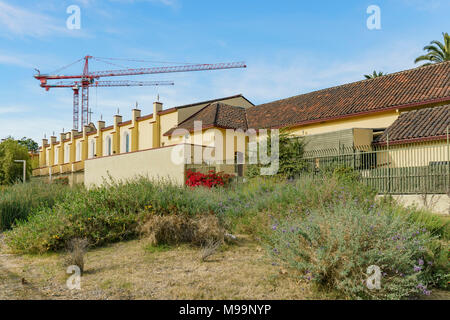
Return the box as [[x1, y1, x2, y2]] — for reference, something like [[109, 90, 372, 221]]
[[267, 202, 440, 300]]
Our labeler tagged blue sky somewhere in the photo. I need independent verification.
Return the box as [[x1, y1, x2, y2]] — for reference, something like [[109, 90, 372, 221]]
[[0, 0, 449, 142]]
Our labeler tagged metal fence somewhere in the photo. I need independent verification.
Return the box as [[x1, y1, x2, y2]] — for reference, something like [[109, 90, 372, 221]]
[[301, 137, 450, 194]]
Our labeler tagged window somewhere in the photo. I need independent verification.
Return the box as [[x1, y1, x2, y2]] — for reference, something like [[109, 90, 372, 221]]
[[54, 148, 58, 165], [90, 140, 96, 158], [76, 141, 81, 161], [124, 132, 130, 153], [105, 136, 112, 156], [64, 145, 70, 163]]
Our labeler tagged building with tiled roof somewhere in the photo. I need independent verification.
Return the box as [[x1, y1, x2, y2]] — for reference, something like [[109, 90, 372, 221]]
[[33, 61, 450, 186], [374, 104, 449, 145]]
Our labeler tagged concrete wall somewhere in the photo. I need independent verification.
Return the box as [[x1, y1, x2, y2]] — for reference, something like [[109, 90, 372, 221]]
[[377, 194, 450, 216], [84, 144, 190, 187]]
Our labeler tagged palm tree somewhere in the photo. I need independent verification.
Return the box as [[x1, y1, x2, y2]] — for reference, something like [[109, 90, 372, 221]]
[[415, 32, 450, 66], [364, 70, 385, 79]]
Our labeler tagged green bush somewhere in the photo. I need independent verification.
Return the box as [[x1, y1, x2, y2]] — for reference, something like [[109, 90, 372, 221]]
[[0, 181, 72, 231], [0, 138, 31, 185], [378, 196, 449, 240], [4, 175, 448, 298], [4, 177, 222, 253], [267, 203, 441, 299], [246, 130, 306, 178], [216, 175, 376, 234]]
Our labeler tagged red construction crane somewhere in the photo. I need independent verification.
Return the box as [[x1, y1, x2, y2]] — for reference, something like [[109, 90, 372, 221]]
[[34, 55, 247, 130]]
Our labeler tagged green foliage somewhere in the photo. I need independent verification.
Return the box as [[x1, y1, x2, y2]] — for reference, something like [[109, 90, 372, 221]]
[[0, 138, 31, 185], [364, 70, 386, 79], [247, 130, 306, 178], [17, 137, 39, 153], [379, 196, 449, 241], [0, 181, 72, 231], [330, 166, 362, 183], [4, 178, 222, 253], [415, 32, 450, 66], [267, 203, 440, 300]]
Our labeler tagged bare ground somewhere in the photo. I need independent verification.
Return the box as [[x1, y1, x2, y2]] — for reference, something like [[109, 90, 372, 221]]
[[1, 234, 448, 300], [0, 236, 312, 300]]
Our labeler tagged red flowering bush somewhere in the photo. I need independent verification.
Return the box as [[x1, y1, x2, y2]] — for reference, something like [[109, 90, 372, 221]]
[[185, 170, 234, 188]]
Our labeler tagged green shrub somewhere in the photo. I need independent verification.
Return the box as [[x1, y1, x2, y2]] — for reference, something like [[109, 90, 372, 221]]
[[246, 129, 306, 178], [330, 166, 361, 183], [4, 177, 222, 253], [378, 196, 449, 240], [267, 203, 441, 299], [217, 175, 376, 234], [0, 181, 72, 231]]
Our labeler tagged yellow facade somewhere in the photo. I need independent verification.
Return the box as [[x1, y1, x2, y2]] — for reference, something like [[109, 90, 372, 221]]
[[33, 96, 253, 183], [289, 110, 400, 137]]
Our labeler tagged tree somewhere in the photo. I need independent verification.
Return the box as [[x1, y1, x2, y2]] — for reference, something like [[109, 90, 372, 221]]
[[246, 129, 306, 179], [17, 137, 39, 153], [364, 70, 386, 79], [415, 32, 450, 66], [0, 138, 31, 185], [1, 136, 38, 153]]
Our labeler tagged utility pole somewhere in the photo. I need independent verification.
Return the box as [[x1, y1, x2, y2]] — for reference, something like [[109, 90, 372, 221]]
[[14, 160, 26, 183]]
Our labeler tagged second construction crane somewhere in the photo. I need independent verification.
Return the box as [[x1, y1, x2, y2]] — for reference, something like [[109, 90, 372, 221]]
[[34, 56, 247, 131]]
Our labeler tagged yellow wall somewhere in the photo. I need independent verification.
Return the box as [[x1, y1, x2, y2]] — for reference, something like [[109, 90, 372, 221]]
[[160, 111, 178, 147], [289, 110, 399, 137], [379, 140, 449, 168], [98, 128, 113, 157], [87, 135, 96, 159], [119, 123, 133, 154]]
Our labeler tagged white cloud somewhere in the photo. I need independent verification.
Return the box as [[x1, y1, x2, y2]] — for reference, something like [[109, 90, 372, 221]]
[[0, 106, 28, 115], [108, 0, 180, 8], [0, 1, 86, 38], [0, 116, 68, 142], [0, 53, 34, 68], [399, 0, 442, 11], [208, 40, 423, 105]]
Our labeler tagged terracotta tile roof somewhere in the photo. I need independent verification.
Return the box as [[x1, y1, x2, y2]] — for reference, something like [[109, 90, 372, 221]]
[[164, 102, 247, 136], [246, 61, 450, 129], [375, 104, 450, 144]]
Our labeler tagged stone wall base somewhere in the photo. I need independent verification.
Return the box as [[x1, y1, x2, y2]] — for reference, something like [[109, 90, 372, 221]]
[[376, 194, 450, 216]]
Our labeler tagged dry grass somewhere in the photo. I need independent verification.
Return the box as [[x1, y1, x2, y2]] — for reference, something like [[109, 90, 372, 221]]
[[0, 236, 312, 300], [139, 214, 224, 246], [64, 238, 89, 274], [200, 238, 223, 262]]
